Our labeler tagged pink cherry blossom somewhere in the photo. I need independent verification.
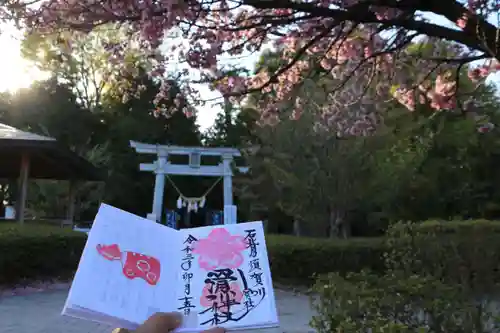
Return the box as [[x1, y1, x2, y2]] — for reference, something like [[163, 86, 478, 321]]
[[456, 13, 469, 29], [192, 228, 247, 271], [393, 88, 416, 112], [8, 0, 498, 134]]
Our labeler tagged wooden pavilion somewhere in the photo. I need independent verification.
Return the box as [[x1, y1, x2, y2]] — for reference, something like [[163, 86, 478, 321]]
[[0, 123, 104, 224]]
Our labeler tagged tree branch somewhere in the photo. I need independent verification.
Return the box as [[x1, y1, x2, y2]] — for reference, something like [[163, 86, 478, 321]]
[[243, 0, 496, 58]]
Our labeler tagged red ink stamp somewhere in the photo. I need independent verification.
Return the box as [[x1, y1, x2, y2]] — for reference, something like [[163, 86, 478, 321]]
[[96, 244, 161, 286]]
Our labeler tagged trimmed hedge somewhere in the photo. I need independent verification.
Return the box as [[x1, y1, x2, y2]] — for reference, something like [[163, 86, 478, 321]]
[[388, 219, 500, 293], [266, 235, 386, 284], [2, 220, 500, 289], [0, 223, 387, 286], [0, 223, 87, 285], [410, 219, 500, 234], [267, 220, 500, 287]]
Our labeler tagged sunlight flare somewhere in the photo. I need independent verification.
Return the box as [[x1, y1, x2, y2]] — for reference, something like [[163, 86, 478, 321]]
[[0, 25, 50, 93]]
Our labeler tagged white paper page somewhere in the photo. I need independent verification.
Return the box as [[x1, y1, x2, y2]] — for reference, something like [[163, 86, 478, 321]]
[[64, 305, 139, 329], [174, 221, 279, 332], [63, 203, 181, 326]]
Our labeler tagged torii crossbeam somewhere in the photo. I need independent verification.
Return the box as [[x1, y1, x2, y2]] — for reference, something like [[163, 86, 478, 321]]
[[130, 141, 248, 224]]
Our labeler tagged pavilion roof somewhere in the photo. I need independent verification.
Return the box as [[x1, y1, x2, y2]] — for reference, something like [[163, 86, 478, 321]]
[[0, 123, 104, 181]]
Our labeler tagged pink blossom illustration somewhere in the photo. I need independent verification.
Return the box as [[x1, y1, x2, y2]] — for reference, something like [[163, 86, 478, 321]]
[[200, 282, 244, 312], [192, 228, 246, 270]]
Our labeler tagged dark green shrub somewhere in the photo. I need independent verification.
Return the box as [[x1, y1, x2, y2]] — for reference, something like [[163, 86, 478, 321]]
[[6, 218, 499, 292], [387, 220, 500, 294], [311, 271, 497, 333], [0, 223, 389, 286], [266, 235, 385, 284], [267, 220, 500, 287], [0, 223, 86, 285], [311, 220, 500, 333]]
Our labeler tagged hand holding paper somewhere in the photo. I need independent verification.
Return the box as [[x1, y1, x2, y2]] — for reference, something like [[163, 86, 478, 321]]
[[113, 312, 226, 333], [62, 204, 279, 332]]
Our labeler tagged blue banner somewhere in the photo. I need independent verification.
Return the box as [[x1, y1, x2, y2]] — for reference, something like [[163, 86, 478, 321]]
[[211, 210, 223, 226], [165, 210, 178, 229]]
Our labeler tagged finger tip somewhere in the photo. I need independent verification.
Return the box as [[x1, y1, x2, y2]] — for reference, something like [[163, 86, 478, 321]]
[[142, 312, 183, 331], [112, 329, 129, 333]]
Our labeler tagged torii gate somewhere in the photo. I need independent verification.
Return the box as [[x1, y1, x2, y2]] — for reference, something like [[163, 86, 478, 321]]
[[130, 141, 248, 225]]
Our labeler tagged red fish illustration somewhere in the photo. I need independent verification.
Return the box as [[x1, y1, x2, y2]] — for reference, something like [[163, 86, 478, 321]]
[[96, 244, 161, 286]]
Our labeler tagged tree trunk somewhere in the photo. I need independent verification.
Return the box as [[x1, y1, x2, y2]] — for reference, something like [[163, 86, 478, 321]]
[[75, 194, 81, 222], [328, 210, 337, 238], [293, 219, 301, 236], [328, 209, 349, 238], [340, 219, 351, 239]]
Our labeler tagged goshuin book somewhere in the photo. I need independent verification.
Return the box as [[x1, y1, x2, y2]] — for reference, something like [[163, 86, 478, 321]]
[[62, 204, 279, 332]]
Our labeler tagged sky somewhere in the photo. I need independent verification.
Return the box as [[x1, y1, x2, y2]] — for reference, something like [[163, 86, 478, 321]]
[[0, 26, 49, 92], [0, 12, 498, 132]]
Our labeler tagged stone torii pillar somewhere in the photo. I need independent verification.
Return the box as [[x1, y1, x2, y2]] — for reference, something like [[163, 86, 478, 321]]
[[151, 151, 167, 222], [222, 153, 234, 206], [129, 141, 248, 224]]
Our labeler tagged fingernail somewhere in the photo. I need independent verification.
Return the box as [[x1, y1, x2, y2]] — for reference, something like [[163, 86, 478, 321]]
[[112, 329, 129, 333]]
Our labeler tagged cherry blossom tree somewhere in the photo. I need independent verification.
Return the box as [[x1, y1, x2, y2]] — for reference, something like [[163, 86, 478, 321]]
[[9, 0, 500, 131]]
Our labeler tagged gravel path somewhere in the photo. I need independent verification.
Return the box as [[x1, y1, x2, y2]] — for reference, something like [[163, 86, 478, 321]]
[[0, 287, 315, 333]]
